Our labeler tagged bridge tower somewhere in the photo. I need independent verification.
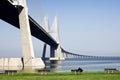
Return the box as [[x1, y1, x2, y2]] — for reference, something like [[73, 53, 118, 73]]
[[42, 14, 64, 71], [50, 15, 64, 60], [42, 14, 64, 60], [18, 0, 45, 72]]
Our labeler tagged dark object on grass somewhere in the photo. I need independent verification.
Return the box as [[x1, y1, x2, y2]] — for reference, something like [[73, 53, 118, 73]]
[[36, 69, 50, 75], [71, 67, 83, 74], [104, 68, 118, 73], [5, 70, 17, 75]]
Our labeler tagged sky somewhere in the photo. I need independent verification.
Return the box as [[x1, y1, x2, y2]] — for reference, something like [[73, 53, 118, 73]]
[[0, 0, 120, 57]]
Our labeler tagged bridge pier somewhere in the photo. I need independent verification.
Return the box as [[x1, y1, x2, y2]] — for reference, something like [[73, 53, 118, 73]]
[[50, 60, 62, 72], [50, 45, 64, 72], [50, 46, 55, 57], [42, 44, 47, 58], [18, 0, 45, 72]]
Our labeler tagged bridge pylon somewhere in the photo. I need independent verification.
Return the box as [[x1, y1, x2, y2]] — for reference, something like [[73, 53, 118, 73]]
[[18, 0, 45, 72], [42, 14, 64, 60], [49, 15, 64, 60]]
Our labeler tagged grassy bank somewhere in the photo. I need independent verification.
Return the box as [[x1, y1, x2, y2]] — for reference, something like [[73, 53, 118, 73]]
[[0, 72, 120, 80]]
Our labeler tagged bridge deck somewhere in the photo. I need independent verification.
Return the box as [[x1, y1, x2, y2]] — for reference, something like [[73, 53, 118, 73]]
[[42, 57, 65, 60], [0, 0, 58, 48]]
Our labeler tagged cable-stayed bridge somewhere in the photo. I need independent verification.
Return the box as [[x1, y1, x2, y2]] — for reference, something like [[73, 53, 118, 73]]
[[0, 0, 120, 72], [62, 48, 120, 60]]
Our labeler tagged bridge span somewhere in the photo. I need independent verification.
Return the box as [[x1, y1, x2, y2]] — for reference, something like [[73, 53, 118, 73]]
[[62, 48, 120, 60], [0, 0, 58, 48], [0, 0, 120, 72]]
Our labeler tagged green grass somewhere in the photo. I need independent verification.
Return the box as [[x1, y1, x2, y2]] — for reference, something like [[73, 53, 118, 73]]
[[0, 72, 120, 80]]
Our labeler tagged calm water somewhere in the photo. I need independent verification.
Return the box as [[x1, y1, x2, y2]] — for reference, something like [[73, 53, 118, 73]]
[[46, 58, 120, 72]]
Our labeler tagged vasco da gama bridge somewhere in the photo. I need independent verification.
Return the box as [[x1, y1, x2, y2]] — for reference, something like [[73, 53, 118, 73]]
[[0, 0, 120, 72]]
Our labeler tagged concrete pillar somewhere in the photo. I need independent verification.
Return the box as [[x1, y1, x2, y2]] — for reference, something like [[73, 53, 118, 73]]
[[56, 44, 64, 58], [42, 44, 47, 58], [50, 46, 55, 57], [18, 0, 35, 72]]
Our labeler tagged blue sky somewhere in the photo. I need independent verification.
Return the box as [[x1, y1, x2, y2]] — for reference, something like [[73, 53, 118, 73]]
[[0, 0, 120, 57]]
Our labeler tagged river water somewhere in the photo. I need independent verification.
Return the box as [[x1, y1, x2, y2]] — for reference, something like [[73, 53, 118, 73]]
[[46, 58, 120, 72]]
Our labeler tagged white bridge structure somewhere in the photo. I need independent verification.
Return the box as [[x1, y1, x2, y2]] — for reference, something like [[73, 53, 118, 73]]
[[0, 0, 64, 72], [0, 0, 120, 72]]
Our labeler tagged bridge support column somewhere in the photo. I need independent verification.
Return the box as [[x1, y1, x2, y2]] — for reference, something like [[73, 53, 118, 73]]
[[42, 44, 47, 58], [56, 44, 64, 59], [18, 0, 45, 72], [50, 46, 55, 57]]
